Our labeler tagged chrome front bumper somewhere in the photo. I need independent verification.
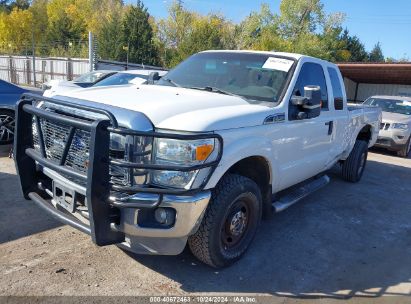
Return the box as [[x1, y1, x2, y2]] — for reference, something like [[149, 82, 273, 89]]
[[117, 191, 210, 255], [42, 167, 210, 255]]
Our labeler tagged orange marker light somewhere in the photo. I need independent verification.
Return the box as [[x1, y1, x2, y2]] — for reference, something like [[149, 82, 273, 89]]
[[195, 144, 214, 161]]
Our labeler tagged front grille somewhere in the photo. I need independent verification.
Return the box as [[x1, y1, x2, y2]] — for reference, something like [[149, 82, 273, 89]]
[[31, 106, 151, 188], [65, 129, 91, 172], [380, 123, 390, 130], [377, 138, 391, 146], [33, 118, 91, 174]]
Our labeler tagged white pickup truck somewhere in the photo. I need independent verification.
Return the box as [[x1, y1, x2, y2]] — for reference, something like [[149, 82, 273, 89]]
[[14, 51, 381, 268]]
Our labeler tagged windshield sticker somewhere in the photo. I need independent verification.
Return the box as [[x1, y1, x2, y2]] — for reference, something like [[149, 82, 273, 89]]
[[262, 57, 294, 72]]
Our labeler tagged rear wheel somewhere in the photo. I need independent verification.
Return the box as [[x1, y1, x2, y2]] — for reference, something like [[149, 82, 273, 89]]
[[0, 109, 15, 145], [397, 137, 411, 158], [341, 140, 368, 183], [188, 174, 262, 268]]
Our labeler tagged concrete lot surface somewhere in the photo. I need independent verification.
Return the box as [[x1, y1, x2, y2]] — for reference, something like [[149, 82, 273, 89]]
[[0, 144, 410, 300]]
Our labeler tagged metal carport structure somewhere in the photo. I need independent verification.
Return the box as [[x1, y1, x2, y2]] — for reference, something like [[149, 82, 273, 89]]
[[337, 62, 411, 102]]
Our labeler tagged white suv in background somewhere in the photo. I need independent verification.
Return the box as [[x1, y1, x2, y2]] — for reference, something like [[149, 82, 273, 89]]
[[364, 95, 411, 157]]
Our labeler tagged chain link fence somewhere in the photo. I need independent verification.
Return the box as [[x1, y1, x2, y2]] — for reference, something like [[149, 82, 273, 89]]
[[0, 33, 165, 87], [0, 55, 90, 87]]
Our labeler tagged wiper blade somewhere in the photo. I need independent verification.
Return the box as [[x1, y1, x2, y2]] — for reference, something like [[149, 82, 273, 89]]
[[163, 77, 181, 87], [189, 86, 247, 100]]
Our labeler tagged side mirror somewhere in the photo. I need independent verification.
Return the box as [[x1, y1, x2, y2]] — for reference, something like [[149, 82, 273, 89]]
[[291, 85, 321, 120], [147, 72, 161, 84]]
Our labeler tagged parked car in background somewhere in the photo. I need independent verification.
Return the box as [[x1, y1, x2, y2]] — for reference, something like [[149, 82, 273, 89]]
[[0, 79, 42, 145], [364, 95, 411, 157], [92, 69, 168, 87], [42, 70, 117, 97], [43, 69, 167, 98]]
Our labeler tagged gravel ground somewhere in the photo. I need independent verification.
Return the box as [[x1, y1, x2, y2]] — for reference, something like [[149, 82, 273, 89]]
[[0, 144, 410, 301]]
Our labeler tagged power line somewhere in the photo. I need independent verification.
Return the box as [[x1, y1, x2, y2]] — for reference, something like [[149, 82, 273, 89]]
[[345, 17, 411, 25]]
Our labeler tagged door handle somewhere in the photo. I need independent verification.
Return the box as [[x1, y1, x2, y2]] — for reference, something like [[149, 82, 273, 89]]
[[325, 121, 333, 135]]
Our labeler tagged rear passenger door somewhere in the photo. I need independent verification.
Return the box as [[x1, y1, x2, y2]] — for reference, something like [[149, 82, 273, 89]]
[[326, 67, 350, 164]]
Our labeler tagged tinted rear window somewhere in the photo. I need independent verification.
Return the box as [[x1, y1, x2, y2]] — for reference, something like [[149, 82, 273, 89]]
[[327, 67, 344, 110]]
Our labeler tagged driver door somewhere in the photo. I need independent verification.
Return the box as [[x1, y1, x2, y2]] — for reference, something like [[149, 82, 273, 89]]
[[277, 62, 335, 190]]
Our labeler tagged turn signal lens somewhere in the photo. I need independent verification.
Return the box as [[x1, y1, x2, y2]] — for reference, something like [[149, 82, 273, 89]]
[[195, 144, 214, 161]]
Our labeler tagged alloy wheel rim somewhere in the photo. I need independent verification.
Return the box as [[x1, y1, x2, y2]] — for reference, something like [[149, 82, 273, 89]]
[[0, 114, 15, 143]]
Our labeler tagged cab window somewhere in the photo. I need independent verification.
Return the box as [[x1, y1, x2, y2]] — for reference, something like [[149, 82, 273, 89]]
[[292, 62, 328, 110], [327, 67, 344, 110]]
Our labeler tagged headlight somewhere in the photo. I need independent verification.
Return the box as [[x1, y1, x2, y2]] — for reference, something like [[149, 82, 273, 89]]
[[391, 123, 408, 130], [152, 138, 218, 189], [155, 138, 215, 164], [108, 132, 221, 190]]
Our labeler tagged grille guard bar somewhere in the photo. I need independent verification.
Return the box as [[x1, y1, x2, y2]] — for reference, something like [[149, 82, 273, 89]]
[[14, 93, 223, 245], [107, 126, 223, 196]]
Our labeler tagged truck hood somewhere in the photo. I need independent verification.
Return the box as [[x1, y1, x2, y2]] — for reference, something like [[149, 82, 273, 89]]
[[382, 111, 411, 124], [54, 84, 271, 131]]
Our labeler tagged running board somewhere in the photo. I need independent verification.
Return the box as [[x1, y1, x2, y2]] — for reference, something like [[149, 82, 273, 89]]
[[272, 175, 330, 213]]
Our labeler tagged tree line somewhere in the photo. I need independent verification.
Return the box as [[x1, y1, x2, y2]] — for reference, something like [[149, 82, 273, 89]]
[[0, 0, 392, 68]]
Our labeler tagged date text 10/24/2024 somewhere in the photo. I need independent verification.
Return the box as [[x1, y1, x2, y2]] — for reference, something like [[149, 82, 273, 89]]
[[149, 296, 258, 303]]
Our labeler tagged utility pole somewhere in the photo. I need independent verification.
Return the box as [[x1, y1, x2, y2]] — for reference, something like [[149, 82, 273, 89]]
[[126, 41, 130, 70], [31, 30, 36, 87], [88, 32, 94, 72]]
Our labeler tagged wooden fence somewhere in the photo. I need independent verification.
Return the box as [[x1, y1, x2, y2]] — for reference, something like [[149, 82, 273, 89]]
[[0, 55, 90, 87]]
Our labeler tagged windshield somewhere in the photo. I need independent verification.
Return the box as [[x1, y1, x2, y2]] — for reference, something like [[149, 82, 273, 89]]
[[74, 71, 110, 83], [93, 73, 147, 87], [364, 97, 411, 115], [156, 52, 294, 104]]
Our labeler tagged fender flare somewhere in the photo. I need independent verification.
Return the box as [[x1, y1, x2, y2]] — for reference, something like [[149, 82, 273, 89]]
[[341, 123, 377, 160], [205, 136, 278, 190]]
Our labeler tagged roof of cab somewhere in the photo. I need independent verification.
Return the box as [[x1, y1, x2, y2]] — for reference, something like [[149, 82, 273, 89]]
[[199, 50, 337, 67], [200, 49, 303, 60]]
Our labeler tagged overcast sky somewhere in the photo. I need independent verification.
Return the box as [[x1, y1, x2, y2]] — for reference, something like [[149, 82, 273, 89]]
[[140, 0, 411, 60]]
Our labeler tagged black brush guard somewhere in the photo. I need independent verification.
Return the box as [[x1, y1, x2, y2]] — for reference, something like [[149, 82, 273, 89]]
[[14, 93, 223, 246]]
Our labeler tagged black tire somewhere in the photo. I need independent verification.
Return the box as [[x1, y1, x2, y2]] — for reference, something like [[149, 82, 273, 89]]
[[188, 174, 262, 268], [397, 137, 411, 158], [341, 140, 368, 183]]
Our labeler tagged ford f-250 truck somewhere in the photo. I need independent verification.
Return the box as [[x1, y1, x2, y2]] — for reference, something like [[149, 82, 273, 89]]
[[14, 51, 381, 268]]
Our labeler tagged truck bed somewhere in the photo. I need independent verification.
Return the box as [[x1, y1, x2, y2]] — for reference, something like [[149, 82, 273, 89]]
[[348, 103, 366, 111]]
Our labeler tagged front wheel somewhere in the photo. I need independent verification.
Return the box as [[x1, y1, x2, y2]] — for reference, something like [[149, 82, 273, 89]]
[[188, 174, 262, 268], [341, 140, 368, 183], [397, 137, 411, 158]]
